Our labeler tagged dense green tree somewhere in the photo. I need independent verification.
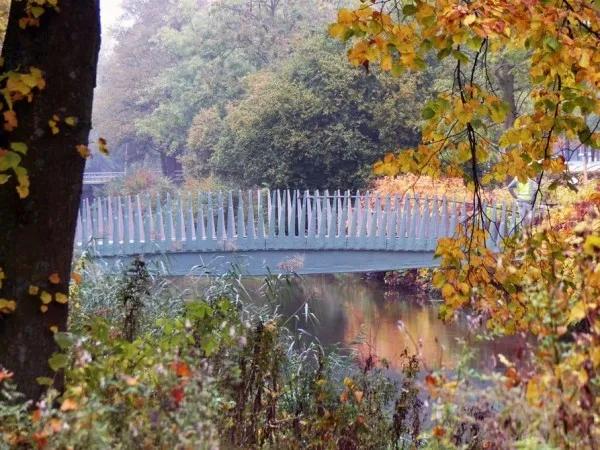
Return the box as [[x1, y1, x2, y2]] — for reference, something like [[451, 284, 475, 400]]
[[208, 37, 425, 189], [91, 0, 180, 172]]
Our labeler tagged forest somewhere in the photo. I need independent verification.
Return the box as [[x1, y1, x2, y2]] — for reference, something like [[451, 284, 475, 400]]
[[0, 0, 599, 449]]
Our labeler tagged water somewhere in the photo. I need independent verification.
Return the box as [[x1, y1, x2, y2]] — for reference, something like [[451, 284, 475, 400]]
[[240, 274, 527, 373]]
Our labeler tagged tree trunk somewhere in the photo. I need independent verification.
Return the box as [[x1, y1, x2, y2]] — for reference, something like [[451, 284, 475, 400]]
[[160, 152, 183, 179], [497, 59, 517, 130], [0, 0, 100, 400]]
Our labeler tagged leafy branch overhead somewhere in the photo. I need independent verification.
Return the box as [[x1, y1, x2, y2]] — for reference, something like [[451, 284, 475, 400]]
[[330, 0, 599, 189]]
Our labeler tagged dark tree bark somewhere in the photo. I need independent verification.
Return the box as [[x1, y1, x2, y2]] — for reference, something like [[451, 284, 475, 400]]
[[0, 0, 100, 400], [160, 152, 183, 180], [497, 59, 517, 130]]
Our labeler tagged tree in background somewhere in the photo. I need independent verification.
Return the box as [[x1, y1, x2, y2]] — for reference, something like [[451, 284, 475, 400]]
[[0, 0, 100, 400], [209, 36, 425, 189], [94, 0, 340, 177], [91, 0, 179, 173]]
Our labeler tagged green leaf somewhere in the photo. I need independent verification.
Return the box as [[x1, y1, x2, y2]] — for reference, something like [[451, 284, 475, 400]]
[[562, 101, 575, 114], [30, 6, 45, 18], [0, 151, 21, 171], [402, 5, 417, 16], [36, 377, 54, 386], [452, 50, 469, 64], [391, 63, 405, 77], [48, 353, 69, 371], [466, 36, 483, 52], [54, 332, 76, 350], [0, 174, 10, 184], [436, 47, 452, 60], [202, 338, 218, 356], [422, 15, 437, 27], [422, 107, 436, 120], [578, 127, 592, 145], [543, 36, 560, 51], [10, 142, 27, 154]]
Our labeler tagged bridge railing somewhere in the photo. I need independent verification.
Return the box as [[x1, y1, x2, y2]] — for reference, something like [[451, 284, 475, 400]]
[[83, 170, 185, 185], [82, 172, 125, 184], [74, 190, 522, 256]]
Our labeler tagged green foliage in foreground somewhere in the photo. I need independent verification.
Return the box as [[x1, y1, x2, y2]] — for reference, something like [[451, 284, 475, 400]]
[[0, 261, 425, 449]]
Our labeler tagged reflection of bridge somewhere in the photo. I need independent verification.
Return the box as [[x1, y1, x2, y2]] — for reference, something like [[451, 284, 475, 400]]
[[75, 190, 520, 275]]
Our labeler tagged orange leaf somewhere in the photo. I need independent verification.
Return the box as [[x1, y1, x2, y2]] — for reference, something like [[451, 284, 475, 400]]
[[49, 418, 61, 433], [48, 273, 61, 284], [340, 391, 348, 403], [60, 398, 78, 412], [3, 110, 18, 131], [75, 145, 90, 159], [171, 386, 185, 405], [424, 374, 437, 388], [32, 409, 41, 423], [433, 426, 446, 437], [71, 272, 83, 285], [0, 369, 14, 381], [98, 137, 109, 156], [354, 390, 364, 404], [32, 432, 48, 449], [170, 360, 191, 378]]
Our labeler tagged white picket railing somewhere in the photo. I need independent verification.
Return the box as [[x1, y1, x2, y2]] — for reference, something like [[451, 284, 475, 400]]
[[82, 172, 125, 184], [75, 190, 521, 257]]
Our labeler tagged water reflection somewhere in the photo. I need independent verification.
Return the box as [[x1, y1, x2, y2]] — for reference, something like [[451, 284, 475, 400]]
[[242, 274, 527, 373]]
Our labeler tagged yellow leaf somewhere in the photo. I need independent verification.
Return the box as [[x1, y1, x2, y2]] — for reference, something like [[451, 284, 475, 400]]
[[55, 293, 68, 304], [441, 284, 455, 297], [28, 285, 39, 295], [579, 51, 590, 68], [568, 301, 587, 324], [526, 377, 541, 405], [463, 14, 477, 26], [40, 291, 52, 305], [76, 145, 90, 159], [49, 325, 58, 334], [16, 184, 29, 199], [40, 305, 48, 313], [338, 8, 354, 25], [0, 299, 17, 314], [64, 117, 78, 127], [583, 235, 600, 255], [381, 54, 393, 71], [328, 23, 346, 38]]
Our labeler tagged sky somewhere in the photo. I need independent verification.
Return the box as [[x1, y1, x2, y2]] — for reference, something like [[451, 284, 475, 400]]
[[101, 0, 124, 30]]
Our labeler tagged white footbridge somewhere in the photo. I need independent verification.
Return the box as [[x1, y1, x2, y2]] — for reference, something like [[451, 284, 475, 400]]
[[75, 190, 519, 275]]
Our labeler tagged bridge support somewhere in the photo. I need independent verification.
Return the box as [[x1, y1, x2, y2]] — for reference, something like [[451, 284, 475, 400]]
[[89, 250, 440, 276]]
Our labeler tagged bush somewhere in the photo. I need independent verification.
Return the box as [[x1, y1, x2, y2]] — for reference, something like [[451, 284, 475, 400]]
[[99, 170, 176, 200], [1, 261, 425, 449]]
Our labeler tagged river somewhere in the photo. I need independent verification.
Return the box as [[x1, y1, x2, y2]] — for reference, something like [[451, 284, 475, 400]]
[[238, 273, 528, 374]]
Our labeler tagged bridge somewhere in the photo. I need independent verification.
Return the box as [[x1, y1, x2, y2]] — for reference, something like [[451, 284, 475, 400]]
[[75, 190, 519, 275], [83, 170, 184, 185]]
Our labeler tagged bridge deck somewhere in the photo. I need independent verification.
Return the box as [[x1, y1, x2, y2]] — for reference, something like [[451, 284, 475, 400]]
[[76, 190, 520, 275]]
